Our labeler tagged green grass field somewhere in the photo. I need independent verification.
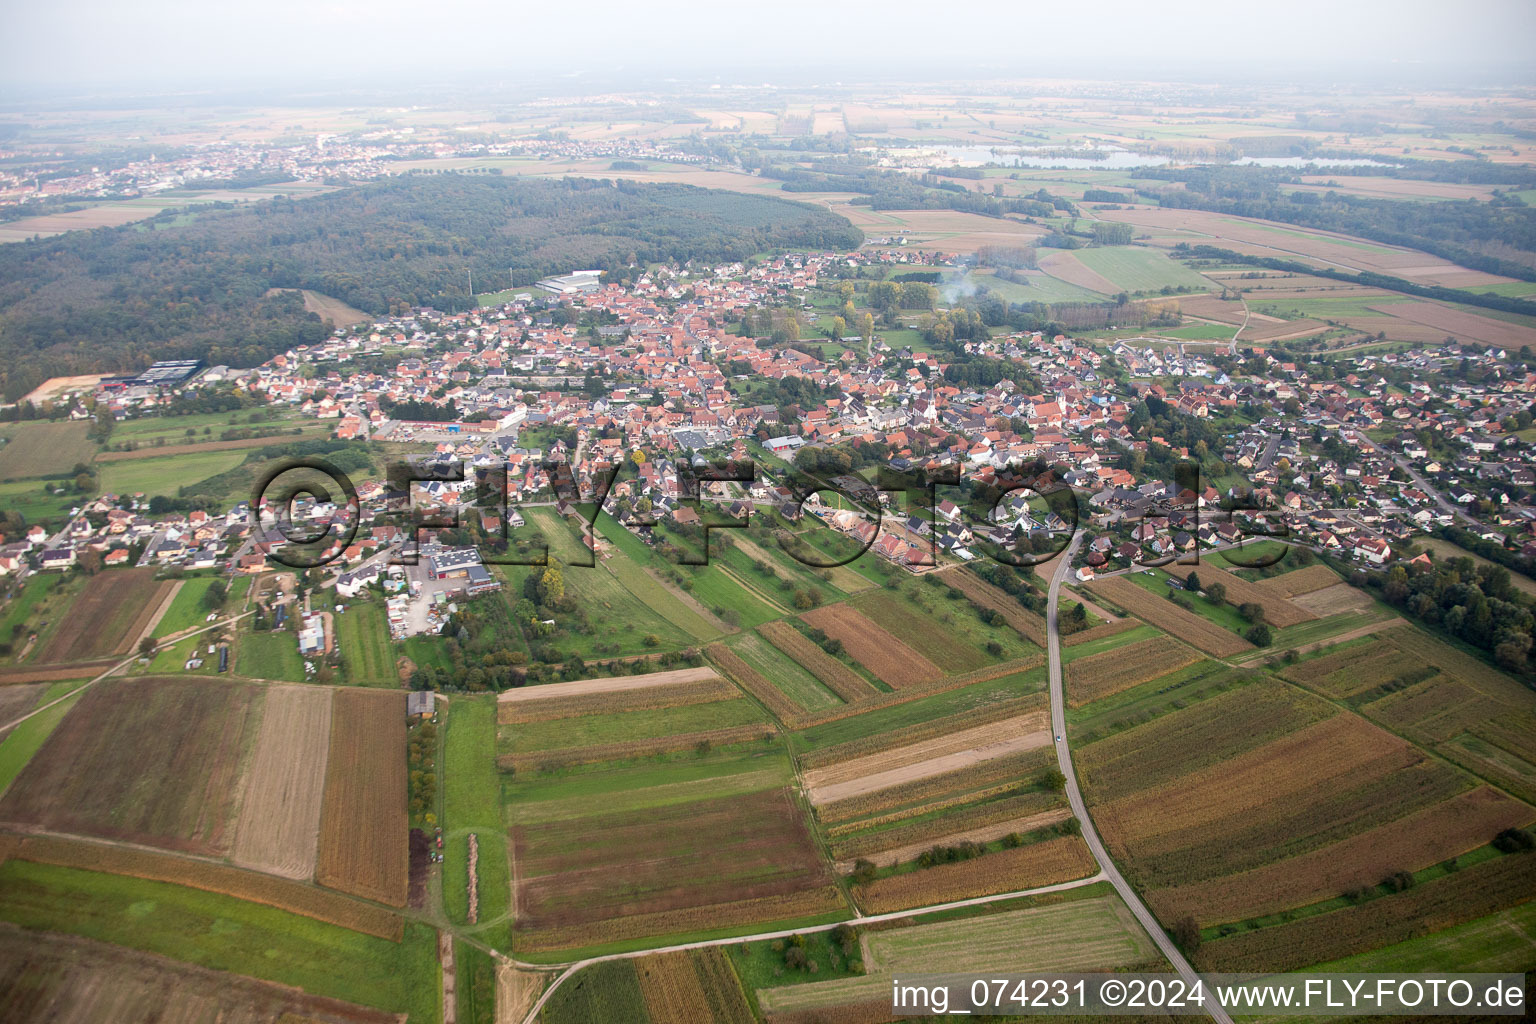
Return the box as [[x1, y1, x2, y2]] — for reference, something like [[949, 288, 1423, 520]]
[[0, 574, 63, 651], [604, 557, 721, 642], [443, 697, 512, 946], [0, 420, 96, 481], [151, 577, 220, 637], [98, 450, 249, 498], [0, 478, 81, 521], [728, 631, 842, 710], [504, 747, 795, 826], [1071, 246, 1216, 293], [108, 409, 298, 445], [334, 600, 396, 685], [0, 860, 439, 1022], [1157, 323, 1240, 341], [236, 629, 306, 681]]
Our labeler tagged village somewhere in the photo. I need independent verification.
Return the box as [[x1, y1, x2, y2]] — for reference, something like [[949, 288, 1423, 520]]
[[3, 246, 1533, 675]]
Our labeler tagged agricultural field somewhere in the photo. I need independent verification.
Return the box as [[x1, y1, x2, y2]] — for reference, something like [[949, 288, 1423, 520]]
[[0, 675, 261, 855], [315, 689, 409, 907], [443, 697, 511, 942], [851, 583, 1037, 670], [512, 786, 843, 953], [236, 627, 306, 681], [0, 860, 436, 1021], [1087, 576, 1254, 657], [852, 836, 1097, 913], [1069, 245, 1217, 293], [147, 577, 218, 637], [229, 684, 332, 880], [96, 449, 250, 498], [37, 568, 175, 662], [333, 599, 396, 685], [723, 631, 842, 713], [1162, 563, 1316, 628], [635, 948, 754, 1024], [0, 420, 95, 481], [757, 620, 877, 703], [542, 960, 650, 1024], [0, 682, 88, 795], [755, 892, 1158, 1015], [802, 708, 1050, 806], [1065, 635, 1201, 707], [801, 604, 942, 687], [496, 668, 769, 771], [0, 925, 398, 1024]]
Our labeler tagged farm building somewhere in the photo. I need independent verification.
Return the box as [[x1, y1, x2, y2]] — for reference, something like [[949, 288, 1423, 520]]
[[407, 691, 435, 719]]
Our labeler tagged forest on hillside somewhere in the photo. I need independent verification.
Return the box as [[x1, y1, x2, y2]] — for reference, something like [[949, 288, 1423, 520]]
[[0, 176, 862, 399]]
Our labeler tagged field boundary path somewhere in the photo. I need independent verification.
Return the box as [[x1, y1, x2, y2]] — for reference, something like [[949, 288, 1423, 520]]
[[1044, 533, 1233, 1024]]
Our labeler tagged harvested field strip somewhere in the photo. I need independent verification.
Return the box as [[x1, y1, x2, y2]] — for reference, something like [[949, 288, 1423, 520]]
[[949, 572, 1047, 645], [1291, 583, 1375, 616], [1077, 679, 1333, 801], [230, 685, 332, 880], [498, 676, 735, 723], [1148, 787, 1535, 926], [4, 834, 403, 939], [315, 689, 408, 907], [1066, 636, 1201, 708], [637, 948, 754, 1024], [1194, 852, 1536, 973], [1087, 577, 1253, 657], [819, 749, 1056, 825], [799, 693, 1047, 770], [499, 725, 770, 771], [801, 605, 942, 688], [709, 643, 804, 723], [854, 836, 1097, 913], [834, 808, 1069, 870], [1061, 617, 1141, 648], [1095, 715, 1423, 852], [521, 885, 848, 953], [807, 726, 1049, 805], [1162, 564, 1315, 628], [0, 675, 260, 856], [496, 666, 719, 704], [1472, 719, 1536, 766], [804, 711, 1048, 803], [848, 591, 990, 671], [758, 620, 876, 702]]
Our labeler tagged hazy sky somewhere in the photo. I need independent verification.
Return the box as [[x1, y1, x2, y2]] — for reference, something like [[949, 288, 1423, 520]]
[[3, 0, 1534, 96]]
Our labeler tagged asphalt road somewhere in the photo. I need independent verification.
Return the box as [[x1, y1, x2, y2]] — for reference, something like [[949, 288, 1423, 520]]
[[1045, 532, 1233, 1024]]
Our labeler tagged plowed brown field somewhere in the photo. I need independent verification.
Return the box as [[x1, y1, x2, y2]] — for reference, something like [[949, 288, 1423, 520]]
[[315, 689, 407, 907]]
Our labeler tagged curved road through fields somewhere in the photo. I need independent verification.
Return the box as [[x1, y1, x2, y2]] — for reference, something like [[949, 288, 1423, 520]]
[[1046, 533, 1233, 1024]]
